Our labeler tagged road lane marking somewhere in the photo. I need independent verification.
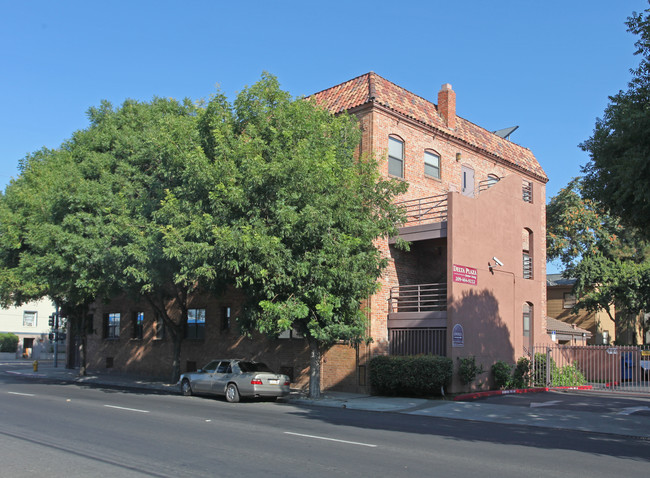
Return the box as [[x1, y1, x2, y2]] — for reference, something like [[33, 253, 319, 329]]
[[530, 400, 562, 408], [618, 406, 650, 415], [284, 432, 377, 448], [104, 405, 150, 413], [7, 392, 35, 397]]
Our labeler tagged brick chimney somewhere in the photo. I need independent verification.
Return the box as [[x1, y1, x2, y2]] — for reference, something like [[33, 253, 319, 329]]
[[438, 83, 456, 129]]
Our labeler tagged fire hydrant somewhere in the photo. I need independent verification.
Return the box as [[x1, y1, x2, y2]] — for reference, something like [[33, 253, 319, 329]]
[[33, 360, 38, 372]]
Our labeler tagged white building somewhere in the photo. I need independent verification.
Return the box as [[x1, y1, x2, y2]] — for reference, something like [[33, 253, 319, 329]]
[[0, 298, 56, 358]]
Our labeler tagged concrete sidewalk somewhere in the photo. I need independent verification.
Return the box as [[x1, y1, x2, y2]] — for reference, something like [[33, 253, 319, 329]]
[[3, 359, 650, 439]]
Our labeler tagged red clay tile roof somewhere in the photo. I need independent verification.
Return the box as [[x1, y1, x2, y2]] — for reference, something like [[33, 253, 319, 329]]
[[309, 72, 547, 181]]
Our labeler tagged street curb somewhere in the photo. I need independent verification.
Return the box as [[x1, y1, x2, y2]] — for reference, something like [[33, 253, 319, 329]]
[[454, 385, 593, 401]]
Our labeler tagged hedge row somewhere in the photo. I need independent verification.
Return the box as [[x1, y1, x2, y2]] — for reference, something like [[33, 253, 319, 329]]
[[0, 333, 19, 353], [369, 355, 453, 396]]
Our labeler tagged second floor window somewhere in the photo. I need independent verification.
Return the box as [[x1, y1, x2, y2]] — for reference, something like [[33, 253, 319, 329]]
[[563, 293, 577, 309], [388, 137, 404, 178], [186, 308, 206, 339], [424, 151, 440, 179], [523, 228, 533, 279], [23, 311, 37, 327]]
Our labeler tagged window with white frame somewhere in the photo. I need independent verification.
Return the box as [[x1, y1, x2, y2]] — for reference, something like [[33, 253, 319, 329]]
[[23, 311, 37, 327], [388, 136, 404, 178], [424, 150, 440, 179]]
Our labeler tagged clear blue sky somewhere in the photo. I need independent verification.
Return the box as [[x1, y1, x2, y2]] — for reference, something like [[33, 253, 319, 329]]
[[1, 1, 645, 271]]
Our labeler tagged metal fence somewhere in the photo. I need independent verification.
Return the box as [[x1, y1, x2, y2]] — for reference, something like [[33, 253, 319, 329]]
[[529, 344, 650, 394], [389, 328, 446, 356], [396, 194, 447, 227]]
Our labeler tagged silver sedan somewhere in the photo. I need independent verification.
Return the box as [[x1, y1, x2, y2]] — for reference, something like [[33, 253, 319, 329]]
[[178, 359, 290, 403]]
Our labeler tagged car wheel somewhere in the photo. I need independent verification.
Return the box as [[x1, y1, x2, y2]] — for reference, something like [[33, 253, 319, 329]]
[[225, 383, 240, 403], [181, 379, 193, 396]]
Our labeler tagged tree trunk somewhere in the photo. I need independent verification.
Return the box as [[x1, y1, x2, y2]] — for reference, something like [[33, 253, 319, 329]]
[[308, 338, 322, 399], [171, 334, 182, 384], [79, 334, 87, 376]]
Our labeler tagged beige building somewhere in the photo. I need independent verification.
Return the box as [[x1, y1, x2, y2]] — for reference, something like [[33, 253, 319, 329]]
[[546, 274, 615, 345]]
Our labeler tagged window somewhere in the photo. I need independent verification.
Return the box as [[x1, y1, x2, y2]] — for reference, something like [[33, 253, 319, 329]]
[[388, 136, 404, 178], [154, 315, 165, 340], [486, 174, 500, 188], [23, 311, 37, 327], [221, 306, 231, 331], [216, 361, 232, 373], [105, 313, 120, 339], [523, 303, 532, 338], [523, 228, 533, 279], [133, 311, 144, 340], [522, 180, 533, 203], [186, 308, 206, 339], [563, 293, 577, 309], [278, 328, 304, 339], [424, 150, 440, 179]]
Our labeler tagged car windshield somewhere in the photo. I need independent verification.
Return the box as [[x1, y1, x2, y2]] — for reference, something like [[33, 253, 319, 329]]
[[238, 362, 274, 373]]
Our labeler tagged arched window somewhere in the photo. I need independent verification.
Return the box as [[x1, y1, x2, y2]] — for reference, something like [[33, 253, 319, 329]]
[[522, 228, 533, 279], [388, 136, 404, 178], [523, 302, 532, 338], [486, 174, 500, 188]]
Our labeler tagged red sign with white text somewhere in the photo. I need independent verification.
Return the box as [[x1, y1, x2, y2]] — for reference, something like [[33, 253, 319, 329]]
[[453, 264, 477, 286]]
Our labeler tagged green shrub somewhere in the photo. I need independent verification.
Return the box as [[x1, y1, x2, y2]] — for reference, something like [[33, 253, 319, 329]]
[[0, 333, 19, 353], [491, 360, 513, 389], [532, 353, 586, 387], [369, 355, 453, 397], [512, 356, 531, 388], [457, 355, 485, 385]]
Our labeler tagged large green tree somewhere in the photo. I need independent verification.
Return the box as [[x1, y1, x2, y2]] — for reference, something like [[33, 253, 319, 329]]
[[0, 145, 128, 372], [206, 75, 408, 398], [1, 74, 407, 393], [581, 6, 650, 236], [1, 97, 229, 381], [547, 178, 650, 342]]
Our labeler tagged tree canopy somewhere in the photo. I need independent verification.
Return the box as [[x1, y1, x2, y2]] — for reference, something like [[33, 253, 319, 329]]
[[547, 178, 650, 342], [0, 73, 407, 394], [581, 6, 650, 236], [206, 75, 407, 397]]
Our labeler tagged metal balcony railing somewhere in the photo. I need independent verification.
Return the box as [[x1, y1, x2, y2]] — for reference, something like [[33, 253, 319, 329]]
[[388, 283, 447, 313], [478, 176, 503, 192], [396, 194, 447, 227]]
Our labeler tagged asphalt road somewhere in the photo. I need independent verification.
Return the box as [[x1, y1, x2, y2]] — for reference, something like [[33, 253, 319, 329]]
[[1, 372, 648, 478]]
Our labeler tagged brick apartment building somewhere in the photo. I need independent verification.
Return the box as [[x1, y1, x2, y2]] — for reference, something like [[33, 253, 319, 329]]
[[85, 73, 550, 392]]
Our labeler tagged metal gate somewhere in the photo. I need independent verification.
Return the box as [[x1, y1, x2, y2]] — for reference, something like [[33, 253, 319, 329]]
[[529, 344, 650, 394]]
